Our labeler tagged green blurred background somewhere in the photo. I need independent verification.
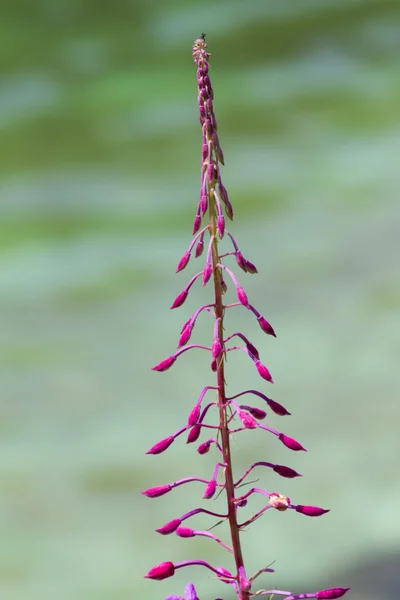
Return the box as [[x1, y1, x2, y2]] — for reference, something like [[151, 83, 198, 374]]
[[1, 1, 399, 599]]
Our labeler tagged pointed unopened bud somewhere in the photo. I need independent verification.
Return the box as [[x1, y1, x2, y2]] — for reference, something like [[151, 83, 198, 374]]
[[203, 479, 217, 499], [144, 561, 175, 580], [211, 338, 223, 360], [236, 497, 247, 507], [279, 433, 306, 452], [152, 355, 176, 372], [187, 404, 201, 427], [171, 289, 188, 309], [244, 259, 258, 274], [295, 505, 330, 517], [316, 588, 350, 599], [264, 396, 291, 416], [255, 360, 273, 383], [176, 252, 191, 273], [142, 484, 172, 498], [224, 198, 233, 220], [210, 359, 217, 372], [192, 214, 201, 234], [240, 405, 267, 420], [200, 194, 208, 216], [269, 492, 290, 511], [195, 239, 204, 258], [187, 424, 201, 444], [178, 322, 193, 347], [246, 341, 259, 360], [236, 285, 249, 307], [238, 410, 258, 429], [217, 215, 225, 238], [185, 582, 200, 600], [156, 518, 181, 535], [258, 315, 276, 337], [202, 263, 212, 285], [146, 436, 175, 455], [236, 251, 247, 272], [273, 464, 301, 478]]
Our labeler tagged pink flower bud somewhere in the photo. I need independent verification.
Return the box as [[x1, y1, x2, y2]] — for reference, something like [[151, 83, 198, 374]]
[[206, 163, 214, 182], [235, 251, 247, 272], [144, 561, 175, 580], [187, 424, 201, 444], [238, 410, 258, 429], [295, 505, 330, 517], [236, 285, 249, 307], [142, 484, 172, 498], [255, 360, 273, 383], [176, 252, 191, 273], [236, 498, 247, 507], [171, 289, 188, 309], [176, 526, 195, 538], [244, 259, 258, 274], [203, 479, 217, 499], [210, 359, 217, 372], [273, 464, 301, 478], [178, 322, 193, 347], [197, 440, 211, 454], [200, 194, 208, 216], [192, 214, 201, 234], [224, 199, 233, 220], [279, 433, 306, 452], [152, 355, 176, 372], [316, 588, 350, 599], [187, 404, 201, 427], [202, 263, 212, 286], [146, 436, 175, 455], [156, 518, 181, 535], [240, 405, 266, 420], [264, 396, 291, 416], [202, 143, 208, 161], [246, 341, 259, 360], [211, 338, 223, 360], [195, 239, 204, 258], [216, 566, 233, 581], [217, 215, 225, 238], [258, 315, 276, 337], [269, 492, 290, 511]]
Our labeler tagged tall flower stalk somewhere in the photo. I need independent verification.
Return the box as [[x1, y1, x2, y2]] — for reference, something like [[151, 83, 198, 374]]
[[143, 36, 349, 600]]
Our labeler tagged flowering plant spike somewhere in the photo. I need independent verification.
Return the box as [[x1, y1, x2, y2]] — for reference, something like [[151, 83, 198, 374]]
[[143, 35, 349, 600]]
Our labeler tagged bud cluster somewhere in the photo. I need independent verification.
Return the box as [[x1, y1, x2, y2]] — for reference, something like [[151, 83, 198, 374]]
[[143, 36, 349, 600]]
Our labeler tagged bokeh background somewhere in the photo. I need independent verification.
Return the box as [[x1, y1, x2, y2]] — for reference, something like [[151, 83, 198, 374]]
[[1, 1, 399, 599]]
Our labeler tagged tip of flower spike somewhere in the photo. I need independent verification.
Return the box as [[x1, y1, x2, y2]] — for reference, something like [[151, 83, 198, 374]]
[[144, 561, 175, 580]]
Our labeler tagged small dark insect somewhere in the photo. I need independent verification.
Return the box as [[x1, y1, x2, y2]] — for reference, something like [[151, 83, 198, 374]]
[[201, 32, 206, 40]]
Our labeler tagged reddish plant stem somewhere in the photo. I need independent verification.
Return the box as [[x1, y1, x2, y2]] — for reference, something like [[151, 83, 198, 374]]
[[208, 182, 249, 600]]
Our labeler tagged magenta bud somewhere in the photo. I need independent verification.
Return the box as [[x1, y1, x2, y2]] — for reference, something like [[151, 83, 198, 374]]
[[187, 424, 201, 444], [156, 518, 182, 535], [176, 526, 195, 538], [146, 436, 175, 455], [144, 561, 175, 580], [239, 410, 258, 429], [152, 355, 176, 372], [206, 163, 214, 182], [203, 479, 217, 499], [217, 215, 225, 238], [202, 143, 208, 161], [241, 405, 267, 420], [295, 505, 330, 517], [202, 263, 212, 286], [244, 259, 258, 274], [200, 194, 208, 216], [264, 396, 291, 416], [236, 498, 247, 507], [235, 251, 247, 272], [258, 315, 276, 337], [279, 433, 306, 452], [224, 199, 233, 220], [176, 252, 191, 273], [210, 359, 217, 372], [171, 289, 189, 309], [197, 440, 211, 454], [178, 322, 193, 347], [255, 360, 273, 383], [192, 214, 201, 234], [216, 566, 234, 581], [273, 464, 301, 478], [142, 484, 172, 498], [316, 588, 350, 599], [236, 285, 249, 307], [195, 239, 204, 258], [187, 404, 201, 427], [211, 338, 223, 360]]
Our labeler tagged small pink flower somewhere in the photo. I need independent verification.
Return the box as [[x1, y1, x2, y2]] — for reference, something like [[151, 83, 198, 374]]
[[238, 410, 258, 429], [269, 492, 290, 511]]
